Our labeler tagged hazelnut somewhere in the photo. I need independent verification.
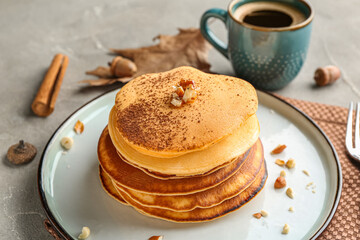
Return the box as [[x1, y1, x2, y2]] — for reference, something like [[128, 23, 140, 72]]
[[274, 176, 286, 189], [280, 170, 286, 177], [314, 65, 341, 86]]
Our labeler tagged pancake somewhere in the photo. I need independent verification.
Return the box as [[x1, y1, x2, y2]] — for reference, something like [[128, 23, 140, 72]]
[[129, 156, 238, 180], [116, 162, 267, 223], [108, 107, 260, 177], [116, 139, 264, 212], [98, 127, 254, 195], [114, 66, 258, 158], [99, 165, 127, 205]]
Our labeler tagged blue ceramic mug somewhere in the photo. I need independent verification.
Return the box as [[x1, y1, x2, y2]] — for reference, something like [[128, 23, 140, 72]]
[[200, 0, 314, 90]]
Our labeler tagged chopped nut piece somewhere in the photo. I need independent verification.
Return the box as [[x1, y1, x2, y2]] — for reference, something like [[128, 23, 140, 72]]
[[286, 188, 294, 199], [275, 159, 285, 166], [274, 176, 286, 189], [253, 213, 262, 219], [285, 158, 296, 169], [302, 170, 310, 176], [282, 224, 290, 234], [78, 226, 90, 239], [271, 144, 286, 154], [182, 85, 197, 103], [175, 86, 184, 97], [74, 120, 84, 134], [280, 170, 286, 177], [170, 80, 198, 107], [288, 206, 294, 212], [260, 210, 268, 217], [60, 137, 73, 150], [149, 236, 163, 240], [306, 182, 314, 188], [170, 97, 182, 107], [312, 190, 316, 193]]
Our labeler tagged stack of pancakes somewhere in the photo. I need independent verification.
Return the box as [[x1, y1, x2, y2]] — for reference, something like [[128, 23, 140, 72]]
[[98, 66, 267, 222]]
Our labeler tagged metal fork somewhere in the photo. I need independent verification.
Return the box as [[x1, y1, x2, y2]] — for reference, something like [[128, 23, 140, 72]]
[[345, 102, 360, 161]]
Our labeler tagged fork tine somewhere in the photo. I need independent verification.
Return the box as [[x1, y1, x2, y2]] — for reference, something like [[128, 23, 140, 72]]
[[346, 102, 354, 151], [355, 102, 360, 149]]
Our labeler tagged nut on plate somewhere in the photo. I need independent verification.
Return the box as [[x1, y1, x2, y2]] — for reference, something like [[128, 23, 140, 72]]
[[61, 137, 73, 150], [74, 120, 84, 134], [274, 176, 286, 189], [260, 210, 269, 217], [282, 224, 290, 234], [271, 144, 286, 154], [285, 159, 296, 169], [275, 159, 285, 166], [280, 170, 286, 177], [149, 236, 163, 240], [78, 226, 90, 239], [253, 213, 262, 219], [7, 140, 37, 165], [286, 188, 294, 199]]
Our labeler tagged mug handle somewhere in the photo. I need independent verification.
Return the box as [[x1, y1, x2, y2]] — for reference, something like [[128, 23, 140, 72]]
[[200, 8, 229, 59]]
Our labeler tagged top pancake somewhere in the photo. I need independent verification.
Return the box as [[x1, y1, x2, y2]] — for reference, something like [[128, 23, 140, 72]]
[[114, 66, 258, 158]]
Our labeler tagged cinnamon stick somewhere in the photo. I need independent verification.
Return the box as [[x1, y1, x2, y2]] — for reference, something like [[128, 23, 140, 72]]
[[31, 54, 69, 117]]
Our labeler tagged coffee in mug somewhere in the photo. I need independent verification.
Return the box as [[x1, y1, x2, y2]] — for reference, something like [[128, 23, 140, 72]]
[[200, 0, 313, 90]]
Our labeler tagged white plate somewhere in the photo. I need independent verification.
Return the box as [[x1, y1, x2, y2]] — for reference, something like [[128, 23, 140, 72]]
[[38, 90, 341, 240]]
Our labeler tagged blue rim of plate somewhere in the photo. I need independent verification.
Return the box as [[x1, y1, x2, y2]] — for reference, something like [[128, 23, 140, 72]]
[[37, 89, 342, 240]]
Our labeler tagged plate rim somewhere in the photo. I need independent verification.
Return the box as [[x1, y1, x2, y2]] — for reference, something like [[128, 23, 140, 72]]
[[37, 89, 342, 240]]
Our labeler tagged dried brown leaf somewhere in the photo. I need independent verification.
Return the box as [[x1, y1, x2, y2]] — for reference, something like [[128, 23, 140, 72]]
[[110, 28, 212, 76], [78, 79, 118, 86], [83, 28, 211, 87], [86, 66, 112, 78]]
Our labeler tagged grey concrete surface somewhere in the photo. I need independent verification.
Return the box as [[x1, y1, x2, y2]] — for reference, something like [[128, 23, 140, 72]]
[[0, 0, 359, 239]]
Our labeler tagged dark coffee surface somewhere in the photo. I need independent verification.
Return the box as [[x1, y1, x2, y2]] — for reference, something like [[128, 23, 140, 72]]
[[243, 10, 293, 28]]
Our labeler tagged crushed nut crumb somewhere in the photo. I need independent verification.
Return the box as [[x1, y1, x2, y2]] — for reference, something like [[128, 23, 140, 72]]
[[74, 120, 84, 134], [285, 158, 296, 169], [288, 206, 294, 212], [302, 170, 310, 176], [148, 236, 163, 240], [271, 144, 287, 154], [306, 182, 314, 187], [275, 159, 285, 166], [312, 190, 316, 193], [282, 224, 290, 234], [286, 188, 294, 199], [260, 210, 269, 217], [280, 170, 286, 177], [253, 213, 262, 219], [60, 137, 73, 150], [78, 226, 90, 239]]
